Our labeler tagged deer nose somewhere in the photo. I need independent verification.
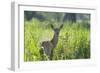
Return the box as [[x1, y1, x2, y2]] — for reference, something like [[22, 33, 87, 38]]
[[56, 32, 59, 35]]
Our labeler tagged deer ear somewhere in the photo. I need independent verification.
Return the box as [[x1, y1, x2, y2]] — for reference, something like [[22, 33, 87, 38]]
[[50, 24, 54, 29], [60, 24, 63, 29]]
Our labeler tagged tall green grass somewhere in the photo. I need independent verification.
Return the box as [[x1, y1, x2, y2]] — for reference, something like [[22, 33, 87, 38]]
[[24, 18, 90, 61]]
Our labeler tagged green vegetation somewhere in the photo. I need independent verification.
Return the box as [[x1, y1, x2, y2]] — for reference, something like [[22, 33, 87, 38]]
[[24, 17, 90, 61]]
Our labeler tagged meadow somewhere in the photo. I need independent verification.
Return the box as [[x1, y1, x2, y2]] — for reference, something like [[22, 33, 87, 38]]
[[24, 17, 90, 61]]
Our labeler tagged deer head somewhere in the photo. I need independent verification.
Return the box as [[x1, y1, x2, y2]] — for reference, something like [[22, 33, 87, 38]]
[[50, 24, 63, 35]]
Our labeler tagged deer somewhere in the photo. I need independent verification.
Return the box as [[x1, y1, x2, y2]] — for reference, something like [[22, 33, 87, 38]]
[[41, 24, 63, 60]]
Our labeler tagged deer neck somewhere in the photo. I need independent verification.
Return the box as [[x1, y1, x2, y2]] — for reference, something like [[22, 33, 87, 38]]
[[51, 33, 59, 48]]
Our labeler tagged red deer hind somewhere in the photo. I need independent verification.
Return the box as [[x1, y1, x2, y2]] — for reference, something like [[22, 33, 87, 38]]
[[41, 24, 63, 60]]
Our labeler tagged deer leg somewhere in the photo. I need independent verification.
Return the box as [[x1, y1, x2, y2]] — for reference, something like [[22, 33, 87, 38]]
[[50, 49, 54, 60]]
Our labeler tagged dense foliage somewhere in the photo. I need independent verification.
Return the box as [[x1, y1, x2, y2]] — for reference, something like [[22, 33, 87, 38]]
[[24, 17, 90, 61]]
